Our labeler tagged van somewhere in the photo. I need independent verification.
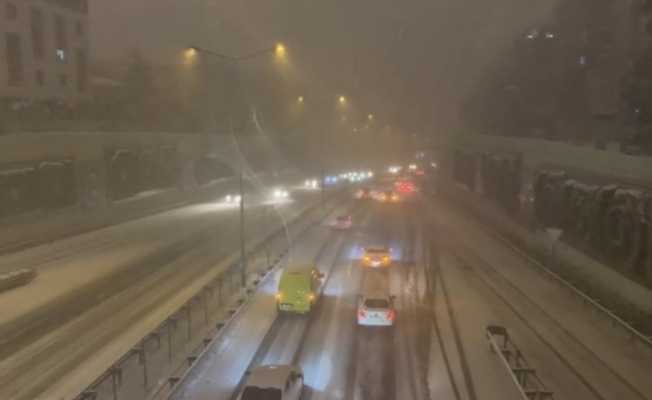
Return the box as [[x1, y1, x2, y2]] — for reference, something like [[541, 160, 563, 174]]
[[276, 265, 323, 314]]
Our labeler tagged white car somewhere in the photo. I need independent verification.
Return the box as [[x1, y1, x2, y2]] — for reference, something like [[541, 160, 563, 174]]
[[357, 293, 395, 327], [332, 215, 352, 230], [304, 179, 319, 189], [238, 365, 304, 400], [272, 188, 290, 200]]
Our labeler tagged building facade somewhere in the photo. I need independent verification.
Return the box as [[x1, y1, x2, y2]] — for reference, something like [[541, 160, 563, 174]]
[[0, 0, 89, 101]]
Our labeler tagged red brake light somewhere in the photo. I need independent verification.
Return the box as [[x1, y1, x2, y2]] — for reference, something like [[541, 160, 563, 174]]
[[387, 310, 395, 321], [358, 309, 366, 318]]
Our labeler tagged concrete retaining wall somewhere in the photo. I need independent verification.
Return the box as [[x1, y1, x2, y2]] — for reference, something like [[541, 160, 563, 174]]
[[0, 132, 287, 252], [452, 133, 652, 187]]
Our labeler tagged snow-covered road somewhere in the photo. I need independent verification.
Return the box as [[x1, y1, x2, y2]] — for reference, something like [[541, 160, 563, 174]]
[[5, 187, 650, 400], [172, 202, 435, 400], [168, 193, 652, 400], [0, 177, 331, 400]]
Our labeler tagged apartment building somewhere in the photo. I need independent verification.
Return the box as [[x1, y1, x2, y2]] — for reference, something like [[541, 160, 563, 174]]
[[0, 0, 89, 101]]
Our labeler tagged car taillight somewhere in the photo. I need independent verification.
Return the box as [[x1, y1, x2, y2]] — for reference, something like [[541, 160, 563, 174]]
[[387, 310, 395, 321], [358, 309, 366, 318]]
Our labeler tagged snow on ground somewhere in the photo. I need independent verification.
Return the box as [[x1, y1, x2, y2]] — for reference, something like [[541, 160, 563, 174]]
[[0, 178, 327, 400], [429, 196, 652, 399]]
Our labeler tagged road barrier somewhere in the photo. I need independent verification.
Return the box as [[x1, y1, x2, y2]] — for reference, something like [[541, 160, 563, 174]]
[[486, 325, 554, 400]]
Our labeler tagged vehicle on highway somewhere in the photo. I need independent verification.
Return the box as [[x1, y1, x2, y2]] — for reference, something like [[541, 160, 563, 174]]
[[239, 364, 304, 400], [272, 188, 290, 200], [355, 187, 372, 199], [332, 214, 352, 230], [361, 246, 392, 267], [276, 265, 324, 313], [395, 180, 417, 194], [224, 194, 242, 204], [377, 190, 400, 203], [304, 179, 319, 189], [357, 292, 396, 327]]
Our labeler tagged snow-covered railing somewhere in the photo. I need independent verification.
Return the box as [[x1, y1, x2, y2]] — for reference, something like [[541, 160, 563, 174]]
[[486, 325, 554, 400]]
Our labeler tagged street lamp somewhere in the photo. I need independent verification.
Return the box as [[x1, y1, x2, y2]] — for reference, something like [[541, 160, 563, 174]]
[[338, 95, 347, 105], [275, 43, 287, 60], [187, 42, 287, 62], [368, 113, 374, 121], [184, 47, 198, 59], [188, 43, 287, 288]]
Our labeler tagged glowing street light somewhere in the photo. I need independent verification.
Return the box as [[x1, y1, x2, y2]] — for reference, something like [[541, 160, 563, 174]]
[[297, 95, 304, 104], [183, 47, 199, 65], [338, 95, 347, 105], [275, 43, 287, 60], [184, 42, 289, 289], [187, 42, 288, 62], [368, 113, 374, 121], [185, 47, 198, 58]]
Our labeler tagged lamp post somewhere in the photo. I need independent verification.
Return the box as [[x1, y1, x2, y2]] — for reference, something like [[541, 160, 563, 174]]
[[188, 43, 287, 288]]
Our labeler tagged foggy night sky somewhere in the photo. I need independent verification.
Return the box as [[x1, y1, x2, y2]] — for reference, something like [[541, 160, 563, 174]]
[[91, 0, 557, 132]]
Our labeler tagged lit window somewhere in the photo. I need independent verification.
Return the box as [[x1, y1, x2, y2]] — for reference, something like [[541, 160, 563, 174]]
[[56, 49, 66, 62]]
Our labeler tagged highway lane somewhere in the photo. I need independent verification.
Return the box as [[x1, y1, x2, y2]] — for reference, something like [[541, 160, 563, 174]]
[[0, 178, 332, 400], [0, 179, 312, 357], [251, 206, 373, 400], [243, 202, 433, 400], [169, 202, 360, 400]]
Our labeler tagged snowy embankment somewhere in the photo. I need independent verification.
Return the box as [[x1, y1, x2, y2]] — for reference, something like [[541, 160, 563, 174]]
[[434, 178, 652, 315]]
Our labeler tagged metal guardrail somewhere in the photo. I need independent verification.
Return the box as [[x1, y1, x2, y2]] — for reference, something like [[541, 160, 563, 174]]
[[486, 325, 554, 400]]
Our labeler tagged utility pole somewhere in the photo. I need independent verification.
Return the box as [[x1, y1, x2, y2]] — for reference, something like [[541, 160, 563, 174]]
[[320, 148, 326, 208], [186, 44, 286, 290], [239, 169, 246, 288]]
